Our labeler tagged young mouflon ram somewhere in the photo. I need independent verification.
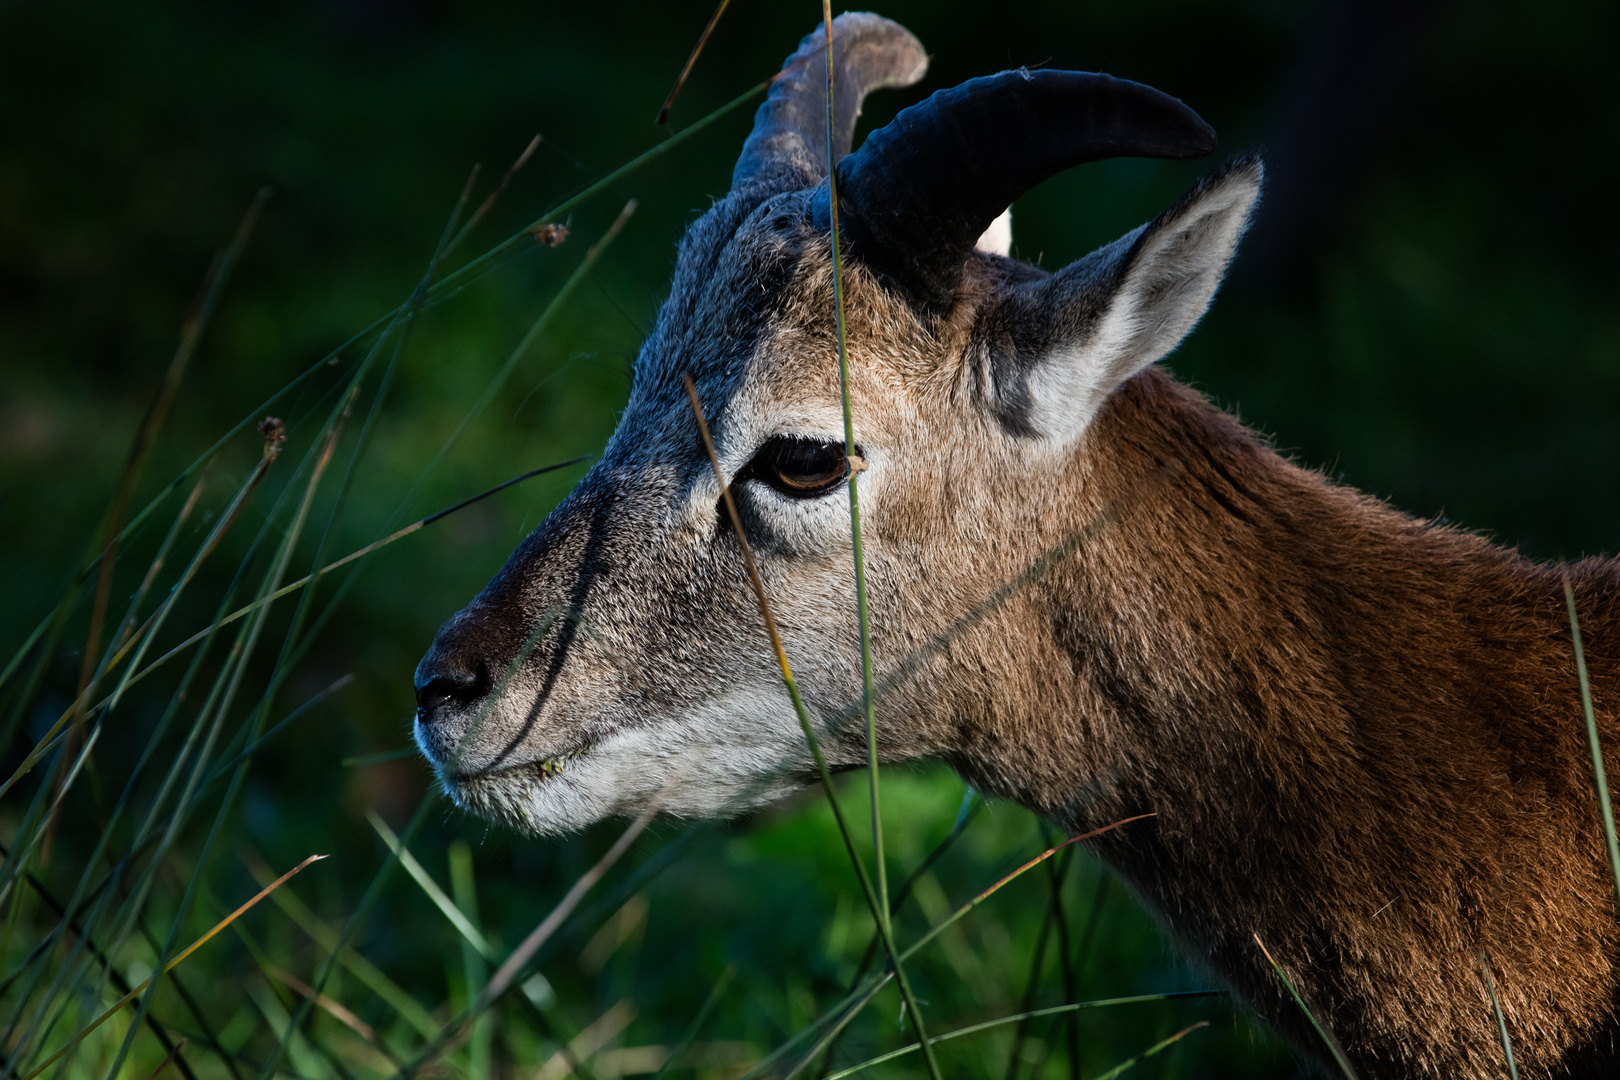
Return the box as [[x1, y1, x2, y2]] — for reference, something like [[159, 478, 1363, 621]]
[[413, 13, 1620, 1079]]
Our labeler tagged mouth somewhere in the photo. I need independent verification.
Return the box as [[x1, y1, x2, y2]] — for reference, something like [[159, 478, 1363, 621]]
[[526, 745, 588, 778], [436, 740, 598, 833], [449, 742, 592, 786]]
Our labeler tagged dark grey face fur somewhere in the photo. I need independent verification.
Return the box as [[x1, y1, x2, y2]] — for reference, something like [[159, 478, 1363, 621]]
[[412, 14, 1260, 835], [414, 189, 879, 831]]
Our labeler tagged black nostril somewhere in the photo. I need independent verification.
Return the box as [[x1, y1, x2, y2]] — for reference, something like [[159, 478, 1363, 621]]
[[414, 661, 489, 715]]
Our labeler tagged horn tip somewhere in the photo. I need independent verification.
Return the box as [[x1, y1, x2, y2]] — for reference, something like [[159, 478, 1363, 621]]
[[826, 12, 929, 88]]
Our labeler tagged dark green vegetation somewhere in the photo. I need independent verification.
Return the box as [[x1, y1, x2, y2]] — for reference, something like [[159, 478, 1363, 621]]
[[1, 1, 1615, 1078]]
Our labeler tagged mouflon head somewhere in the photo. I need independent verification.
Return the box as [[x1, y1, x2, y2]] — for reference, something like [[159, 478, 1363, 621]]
[[413, 13, 1260, 834]]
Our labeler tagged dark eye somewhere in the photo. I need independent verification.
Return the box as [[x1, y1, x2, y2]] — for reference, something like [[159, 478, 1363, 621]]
[[740, 436, 851, 499]]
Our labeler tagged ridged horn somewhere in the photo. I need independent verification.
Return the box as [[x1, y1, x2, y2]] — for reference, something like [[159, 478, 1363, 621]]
[[826, 69, 1219, 308], [731, 13, 927, 193]]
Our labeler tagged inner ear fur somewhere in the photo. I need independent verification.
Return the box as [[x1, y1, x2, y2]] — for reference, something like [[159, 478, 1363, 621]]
[[977, 154, 1263, 443]]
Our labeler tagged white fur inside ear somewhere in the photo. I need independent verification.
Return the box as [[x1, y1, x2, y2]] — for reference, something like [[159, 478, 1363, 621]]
[[975, 207, 1013, 256], [1025, 163, 1262, 445]]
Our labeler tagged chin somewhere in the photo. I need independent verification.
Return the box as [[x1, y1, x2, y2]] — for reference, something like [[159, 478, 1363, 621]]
[[434, 718, 825, 835]]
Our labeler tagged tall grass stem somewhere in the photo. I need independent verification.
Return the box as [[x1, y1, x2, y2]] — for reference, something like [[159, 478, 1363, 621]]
[[1479, 955, 1519, 1080], [1254, 933, 1358, 1080], [1564, 574, 1620, 908], [817, 9, 936, 1078]]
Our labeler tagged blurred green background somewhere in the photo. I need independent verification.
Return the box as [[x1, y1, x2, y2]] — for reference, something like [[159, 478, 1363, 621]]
[[1, 0, 1616, 1077]]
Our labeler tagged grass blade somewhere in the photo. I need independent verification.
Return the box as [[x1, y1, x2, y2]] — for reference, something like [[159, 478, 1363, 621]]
[[0, 842, 200, 1080], [1564, 573, 1620, 907], [446, 134, 543, 257], [815, 23, 917, 1073], [2, 74, 756, 713], [1479, 954, 1519, 1080], [1254, 933, 1358, 1080], [844, 789, 982, 995], [655, 0, 732, 124], [484, 805, 656, 1004], [683, 369, 927, 1074], [0, 425, 286, 803], [414, 202, 634, 497], [365, 811, 495, 960], [1089, 1021, 1210, 1080], [447, 841, 492, 1080], [138, 1037, 189, 1080]]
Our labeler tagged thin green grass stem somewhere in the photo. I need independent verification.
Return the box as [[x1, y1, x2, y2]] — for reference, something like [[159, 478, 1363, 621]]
[[0, 434, 284, 804], [89, 457, 586, 714], [21, 856, 325, 1080], [526, 822, 708, 968], [1479, 955, 1519, 1080], [128, 923, 239, 1080], [845, 788, 981, 992], [0, 91, 700, 1080], [815, 10, 937, 1078], [1564, 575, 1620, 909], [424, 81, 762, 304], [1254, 933, 1358, 1080], [6, 671, 346, 1000], [33, 182, 440, 1053], [444, 136, 540, 258], [1088, 1021, 1210, 1080], [691, 373, 1161, 1080], [103, 471, 210, 681], [822, 996, 1216, 1080], [50, 358, 352, 1080], [448, 841, 492, 1080], [68, 189, 270, 756], [267, 598, 564, 1080], [1003, 858, 1060, 1080], [682, 371, 924, 1074], [0, 614, 51, 701], [0, 851, 204, 1080], [818, 0, 888, 930], [367, 812, 495, 960]]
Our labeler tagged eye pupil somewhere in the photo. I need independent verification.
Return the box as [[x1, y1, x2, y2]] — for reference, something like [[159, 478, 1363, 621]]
[[742, 436, 852, 498]]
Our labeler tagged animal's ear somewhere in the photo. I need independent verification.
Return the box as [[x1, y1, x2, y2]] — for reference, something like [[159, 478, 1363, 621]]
[[982, 156, 1262, 444]]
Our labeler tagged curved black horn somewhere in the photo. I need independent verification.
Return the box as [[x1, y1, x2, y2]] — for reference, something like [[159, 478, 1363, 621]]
[[827, 69, 1219, 308], [731, 13, 927, 194]]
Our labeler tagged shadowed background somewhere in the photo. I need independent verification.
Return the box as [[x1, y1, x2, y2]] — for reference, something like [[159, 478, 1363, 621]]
[[1, 0, 1616, 1077]]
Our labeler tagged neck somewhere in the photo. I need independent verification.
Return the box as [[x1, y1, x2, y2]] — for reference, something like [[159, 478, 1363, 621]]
[[965, 368, 1620, 1079]]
